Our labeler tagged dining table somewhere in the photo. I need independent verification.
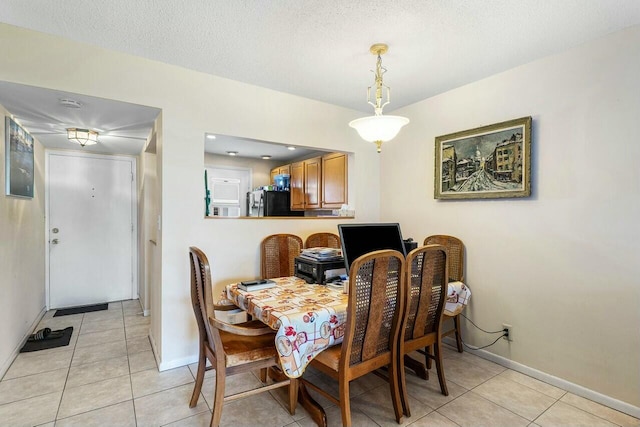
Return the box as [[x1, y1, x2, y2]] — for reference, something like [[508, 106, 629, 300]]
[[225, 276, 348, 426]]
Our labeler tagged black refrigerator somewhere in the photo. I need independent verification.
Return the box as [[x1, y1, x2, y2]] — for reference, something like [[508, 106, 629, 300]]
[[260, 191, 304, 217]]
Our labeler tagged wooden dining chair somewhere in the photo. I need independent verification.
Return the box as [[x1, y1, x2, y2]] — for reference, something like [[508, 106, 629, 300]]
[[304, 232, 341, 249], [399, 245, 449, 417], [301, 249, 406, 426], [260, 234, 303, 279], [423, 235, 465, 353], [189, 247, 297, 427]]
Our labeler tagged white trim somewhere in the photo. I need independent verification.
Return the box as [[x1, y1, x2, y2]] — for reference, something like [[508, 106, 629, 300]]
[[443, 337, 640, 419], [158, 354, 198, 372], [44, 150, 138, 309], [0, 307, 46, 379]]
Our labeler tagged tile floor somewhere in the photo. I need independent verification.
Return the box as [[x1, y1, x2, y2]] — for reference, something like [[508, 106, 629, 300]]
[[0, 300, 638, 427]]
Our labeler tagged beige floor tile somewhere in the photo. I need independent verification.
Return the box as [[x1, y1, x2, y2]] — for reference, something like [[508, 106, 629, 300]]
[[218, 392, 296, 427], [55, 400, 136, 427], [124, 314, 151, 327], [351, 383, 431, 427], [3, 349, 73, 380], [79, 317, 124, 335], [295, 402, 376, 427], [535, 401, 618, 427], [129, 350, 157, 373], [127, 335, 152, 354], [187, 361, 214, 380], [560, 393, 640, 427], [458, 352, 507, 376], [438, 391, 529, 427], [404, 367, 468, 410], [498, 370, 566, 399], [57, 374, 132, 419], [134, 383, 209, 427], [108, 301, 123, 310], [82, 308, 124, 323], [437, 357, 498, 390], [71, 339, 127, 366], [163, 411, 213, 427], [75, 327, 125, 348], [35, 422, 55, 427], [269, 382, 309, 422], [0, 391, 61, 426], [201, 371, 262, 407], [474, 374, 557, 421], [123, 300, 143, 316], [0, 367, 67, 405], [408, 411, 460, 427], [124, 323, 150, 339], [131, 366, 194, 398], [66, 355, 130, 388]]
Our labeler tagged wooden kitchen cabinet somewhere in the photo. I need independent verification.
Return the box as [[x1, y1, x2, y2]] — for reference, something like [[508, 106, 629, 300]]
[[290, 161, 305, 210], [270, 164, 290, 184], [321, 152, 347, 208], [304, 156, 321, 209]]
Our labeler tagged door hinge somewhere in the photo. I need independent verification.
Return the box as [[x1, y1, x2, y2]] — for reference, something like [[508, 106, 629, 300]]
[[131, 173, 134, 182], [131, 224, 134, 232]]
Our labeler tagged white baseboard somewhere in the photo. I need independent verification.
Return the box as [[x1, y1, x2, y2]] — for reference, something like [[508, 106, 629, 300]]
[[143, 309, 150, 317], [158, 354, 199, 372], [0, 307, 47, 379], [443, 337, 640, 419]]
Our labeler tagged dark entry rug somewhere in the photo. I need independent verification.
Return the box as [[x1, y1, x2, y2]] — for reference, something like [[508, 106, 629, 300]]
[[53, 303, 108, 317], [20, 327, 74, 353]]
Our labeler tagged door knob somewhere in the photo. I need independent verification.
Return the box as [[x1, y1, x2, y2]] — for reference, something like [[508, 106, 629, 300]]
[[51, 239, 59, 244]]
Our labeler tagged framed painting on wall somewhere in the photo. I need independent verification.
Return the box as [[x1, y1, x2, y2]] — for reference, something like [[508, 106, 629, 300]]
[[434, 116, 532, 200], [5, 116, 35, 198]]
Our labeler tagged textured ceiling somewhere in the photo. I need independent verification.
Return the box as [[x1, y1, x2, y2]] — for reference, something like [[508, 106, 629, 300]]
[[1, 1, 640, 156], [2, 0, 640, 114]]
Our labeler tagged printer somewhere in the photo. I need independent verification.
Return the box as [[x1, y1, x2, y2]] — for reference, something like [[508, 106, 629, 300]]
[[294, 256, 346, 285]]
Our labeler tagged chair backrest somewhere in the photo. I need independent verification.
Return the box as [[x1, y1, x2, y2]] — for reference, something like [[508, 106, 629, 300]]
[[403, 245, 448, 342], [260, 234, 303, 279], [304, 232, 341, 249], [189, 247, 222, 355], [423, 235, 464, 282], [341, 249, 406, 369]]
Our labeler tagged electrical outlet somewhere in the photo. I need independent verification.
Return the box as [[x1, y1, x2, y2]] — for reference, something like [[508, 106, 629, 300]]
[[502, 323, 513, 341]]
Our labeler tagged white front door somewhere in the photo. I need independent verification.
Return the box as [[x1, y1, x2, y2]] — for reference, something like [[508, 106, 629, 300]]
[[47, 152, 136, 309]]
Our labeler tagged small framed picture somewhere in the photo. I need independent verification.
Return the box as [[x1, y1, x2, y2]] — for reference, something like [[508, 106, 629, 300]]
[[434, 116, 532, 200], [5, 116, 35, 198]]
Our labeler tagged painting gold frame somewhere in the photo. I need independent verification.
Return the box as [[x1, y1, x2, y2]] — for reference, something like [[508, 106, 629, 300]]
[[434, 116, 532, 200]]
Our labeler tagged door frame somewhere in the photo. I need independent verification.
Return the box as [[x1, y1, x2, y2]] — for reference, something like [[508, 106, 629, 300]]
[[45, 150, 138, 310]]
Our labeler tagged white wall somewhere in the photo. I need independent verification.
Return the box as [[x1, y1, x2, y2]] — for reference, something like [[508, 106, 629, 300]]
[[0, 104, 46, 377], [381, 25, 640, 408], [205, 152, 277, 189], [0, 24, 380, 372]]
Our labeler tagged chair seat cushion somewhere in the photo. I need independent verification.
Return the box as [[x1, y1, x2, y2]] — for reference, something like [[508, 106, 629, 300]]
[[311, 343, 342, 372], [219, 330, 278, 367]]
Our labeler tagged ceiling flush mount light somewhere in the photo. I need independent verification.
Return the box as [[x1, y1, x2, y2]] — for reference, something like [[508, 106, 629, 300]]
[[226, 151, 238, 156], [349, 43, 409, 153], [67, 128, 98, 147]]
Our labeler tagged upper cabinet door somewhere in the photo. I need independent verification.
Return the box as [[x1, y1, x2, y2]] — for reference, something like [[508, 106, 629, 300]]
[[304, 157, 322, 209], [290, 161, 305, 210], [321, 152, 347, 209]]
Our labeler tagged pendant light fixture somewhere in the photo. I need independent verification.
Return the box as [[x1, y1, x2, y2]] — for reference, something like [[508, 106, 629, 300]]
[[349, 43, 409, 153]]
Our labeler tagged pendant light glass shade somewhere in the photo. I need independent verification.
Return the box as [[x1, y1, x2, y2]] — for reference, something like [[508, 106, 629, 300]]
[[349, 115, 409, 144], [67, 128, 98, 147]]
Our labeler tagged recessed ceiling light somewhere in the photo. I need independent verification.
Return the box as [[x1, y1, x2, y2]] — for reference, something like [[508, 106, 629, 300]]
[[261, 155, 272, 160], [287, 146, 296, 151], [206, 134, 216, 139], [226, 151, 238, 156]]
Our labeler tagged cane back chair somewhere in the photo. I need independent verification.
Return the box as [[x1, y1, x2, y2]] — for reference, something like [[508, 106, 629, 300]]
[[260, 234, 303, 279], [304, 232, 341, 249]]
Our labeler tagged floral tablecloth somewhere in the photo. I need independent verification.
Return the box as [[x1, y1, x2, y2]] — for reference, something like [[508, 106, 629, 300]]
[[226, 276, 348, 378]]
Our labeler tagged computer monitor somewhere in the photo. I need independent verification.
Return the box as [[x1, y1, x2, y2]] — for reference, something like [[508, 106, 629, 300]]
[[338, 223, 407, 274]]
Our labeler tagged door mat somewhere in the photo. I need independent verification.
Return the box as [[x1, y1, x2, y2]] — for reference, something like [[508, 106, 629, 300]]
[[20, 327, 74, 353], [53, 303, 108, 317]]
